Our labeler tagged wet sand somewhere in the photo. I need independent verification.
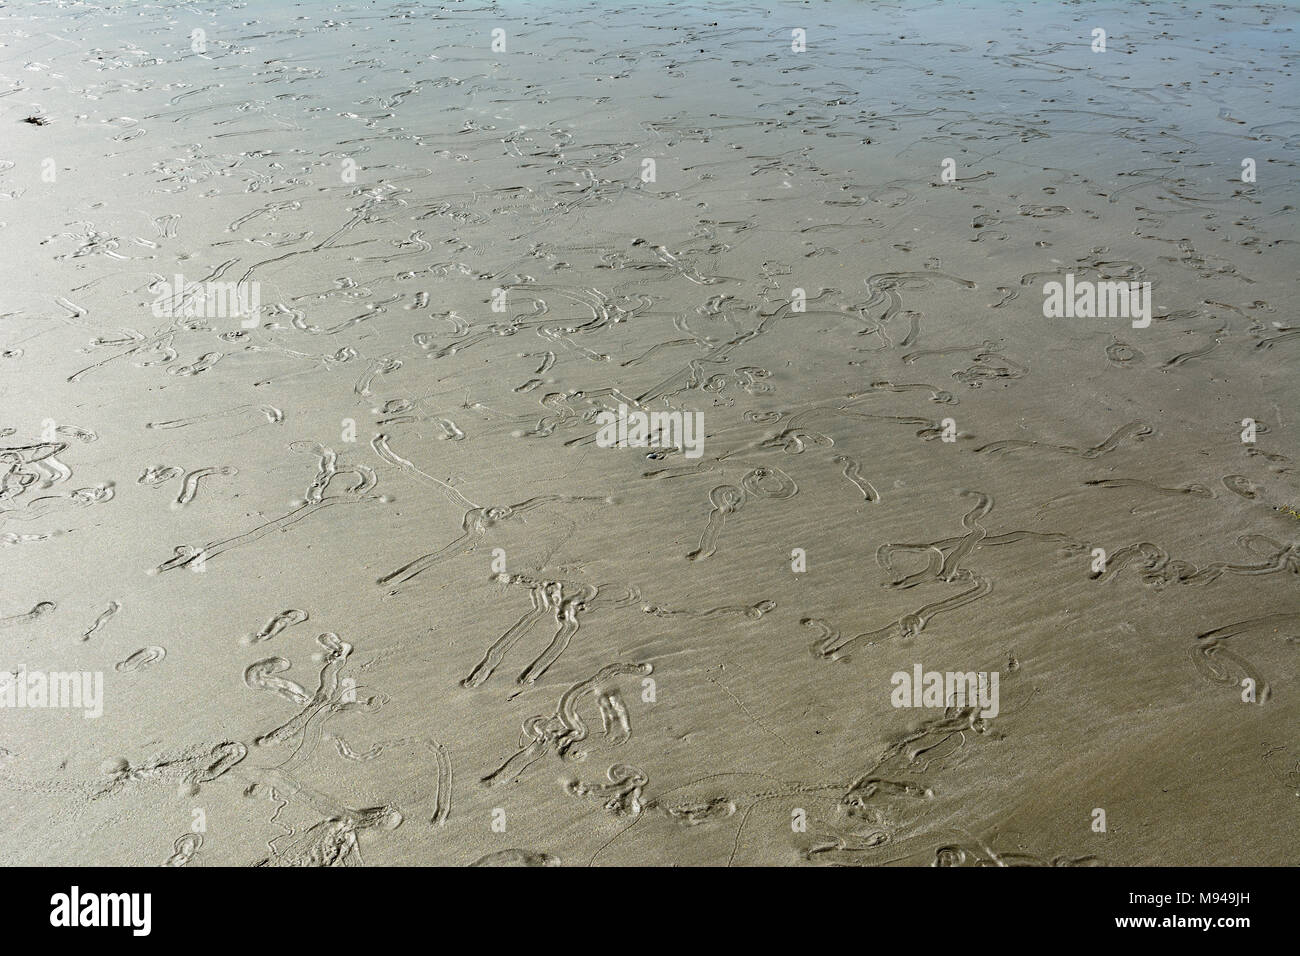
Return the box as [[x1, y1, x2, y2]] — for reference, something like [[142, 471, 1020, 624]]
[[0, 0, 1296, 866]]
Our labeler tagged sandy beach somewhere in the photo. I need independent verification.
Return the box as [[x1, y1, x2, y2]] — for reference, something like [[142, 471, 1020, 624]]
[[0, 0, 1296, 867]]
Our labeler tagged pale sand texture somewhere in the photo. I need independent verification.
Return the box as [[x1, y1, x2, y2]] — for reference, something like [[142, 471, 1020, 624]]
[[0, 0, 1296, 866]]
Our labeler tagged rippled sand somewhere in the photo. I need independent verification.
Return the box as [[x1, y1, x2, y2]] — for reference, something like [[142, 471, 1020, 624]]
[[0, 0, 1296, 866]]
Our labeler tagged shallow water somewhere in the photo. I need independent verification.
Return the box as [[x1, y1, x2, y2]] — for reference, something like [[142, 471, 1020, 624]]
[[0, 0, 1296, 866]]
